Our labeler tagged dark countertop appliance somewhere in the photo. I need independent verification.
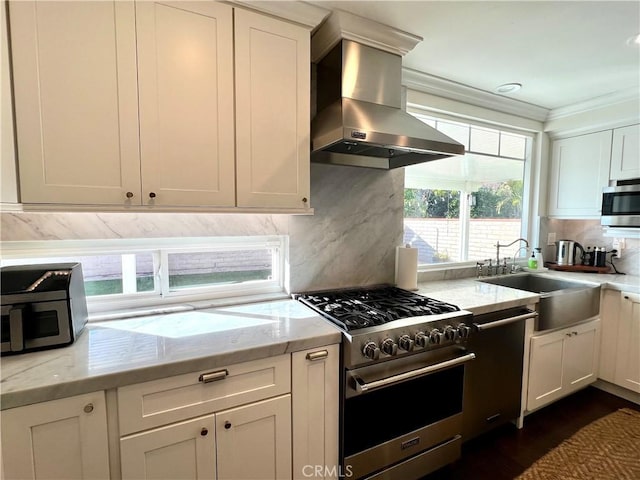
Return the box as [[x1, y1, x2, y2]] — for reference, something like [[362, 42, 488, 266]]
[[295, 285, 474, 480], [1, 263, 88, 355]]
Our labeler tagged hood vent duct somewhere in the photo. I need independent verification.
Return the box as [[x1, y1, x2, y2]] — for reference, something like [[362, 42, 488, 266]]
[[311, 39, 465, 169]]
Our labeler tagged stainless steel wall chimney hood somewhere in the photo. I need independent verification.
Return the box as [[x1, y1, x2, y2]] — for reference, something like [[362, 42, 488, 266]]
[[311, 39, 465, 169]]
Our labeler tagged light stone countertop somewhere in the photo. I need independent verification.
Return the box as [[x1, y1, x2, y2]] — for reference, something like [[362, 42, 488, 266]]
[[417, 270, 639, 314], [2, 270, 637, 410], [0, 300, 342, 410]]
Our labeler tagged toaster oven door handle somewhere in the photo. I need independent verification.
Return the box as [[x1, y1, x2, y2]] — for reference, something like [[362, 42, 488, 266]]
[[353, 352, 476, 395], [9, 305, 25, 352]]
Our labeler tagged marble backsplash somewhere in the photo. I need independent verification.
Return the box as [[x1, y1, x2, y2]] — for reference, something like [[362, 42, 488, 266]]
[[545, 219, 640, 276], [1, 164, 404, 293]]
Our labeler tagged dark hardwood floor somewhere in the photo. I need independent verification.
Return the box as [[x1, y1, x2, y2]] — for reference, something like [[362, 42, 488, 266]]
[[422, 387, 640, 480]]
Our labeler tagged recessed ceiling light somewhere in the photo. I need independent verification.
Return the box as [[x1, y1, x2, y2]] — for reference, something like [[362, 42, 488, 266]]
[[495, 83, 522, 94], [627, 33, 640, 46]]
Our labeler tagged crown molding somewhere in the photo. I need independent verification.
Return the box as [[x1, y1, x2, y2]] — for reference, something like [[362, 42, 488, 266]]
[[546, 87, 640, 122], [226, 1, 330, 29], [311, 9, 422, 63], [402, 68, 550, 123]]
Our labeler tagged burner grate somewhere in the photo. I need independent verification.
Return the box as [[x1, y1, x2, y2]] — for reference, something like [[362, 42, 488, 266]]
[[296, 285, 460, 331]]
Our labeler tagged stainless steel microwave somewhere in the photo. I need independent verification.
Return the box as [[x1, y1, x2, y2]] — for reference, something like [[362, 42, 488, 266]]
[[1, 263, 88, 355], [601, 183, 640, 228]]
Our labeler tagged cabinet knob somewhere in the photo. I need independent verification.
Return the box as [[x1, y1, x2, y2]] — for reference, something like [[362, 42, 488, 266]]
[[83, 403, 94, 413], [224, 421, 232, 430], [302, 197, 308, 204], [126, 191, 134, 199], [149, 192, 156, 199], [200, 428, 208, 436]]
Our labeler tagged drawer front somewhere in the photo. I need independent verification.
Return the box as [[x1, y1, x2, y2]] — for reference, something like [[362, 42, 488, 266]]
[[118, 354, 290, 435]]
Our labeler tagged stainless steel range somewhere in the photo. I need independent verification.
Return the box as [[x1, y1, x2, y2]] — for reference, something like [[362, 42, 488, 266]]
[[295, 285, 475, 480]]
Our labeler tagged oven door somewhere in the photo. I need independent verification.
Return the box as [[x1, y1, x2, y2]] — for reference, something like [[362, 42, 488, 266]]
[[1, 301, 71, 354], [343, 347, 475, 480]]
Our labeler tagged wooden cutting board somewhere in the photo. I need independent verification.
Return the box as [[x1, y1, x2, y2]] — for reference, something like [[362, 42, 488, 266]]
[[544, 262, 611, 273]]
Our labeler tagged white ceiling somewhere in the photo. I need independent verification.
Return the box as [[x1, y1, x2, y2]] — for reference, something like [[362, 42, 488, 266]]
[[310, 1, 640, 111]]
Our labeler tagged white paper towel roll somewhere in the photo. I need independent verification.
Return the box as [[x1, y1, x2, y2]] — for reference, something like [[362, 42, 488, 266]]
[[395, 244, 418, 290]]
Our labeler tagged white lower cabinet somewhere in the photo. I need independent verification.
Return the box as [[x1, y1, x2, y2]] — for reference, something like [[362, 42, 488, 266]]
[[600, 290, 640, 393], [527, 318, 601, 411], [120, 415, 217, 480], [0, 391, 110, 480], [292, 346, 340, 480], [217, 395, 292, 480], [118, 347, 339, 480]]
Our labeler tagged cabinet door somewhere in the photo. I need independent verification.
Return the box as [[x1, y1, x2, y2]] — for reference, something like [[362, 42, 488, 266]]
[[548, 131, 612, 217], [120, 415, 216, 480], [1, 392, 110, 479], [217, 395, 292, 480], [610, 124, 640, 181], [563, 319, 600, 392], [527, 330, 565, 411], [599, 289, 620, 383], [614, 292, 640, 393], [1, 2, 18, 204], [235, 9, 310, 210], [136, 1, 236, 207], [9, 1, 140, 205], [292, 346, 339, 480]]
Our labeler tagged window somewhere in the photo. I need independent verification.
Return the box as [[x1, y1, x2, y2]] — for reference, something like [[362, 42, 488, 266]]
[[0, 236, 286, 314], [404, 113, 532, 266]]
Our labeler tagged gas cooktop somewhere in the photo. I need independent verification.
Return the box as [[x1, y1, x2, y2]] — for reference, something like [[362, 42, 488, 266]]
[[295, 285, 460, 332], [295, 285, 471, 369]]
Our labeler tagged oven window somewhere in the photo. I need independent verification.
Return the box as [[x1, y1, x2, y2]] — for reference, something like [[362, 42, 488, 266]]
[[344, 365, 464, 456], [24, 310, 61, 339]]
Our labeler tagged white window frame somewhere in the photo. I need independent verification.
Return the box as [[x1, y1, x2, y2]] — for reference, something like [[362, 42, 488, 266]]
[[0, 236, 287, 316], [404, 108, 537, 271]]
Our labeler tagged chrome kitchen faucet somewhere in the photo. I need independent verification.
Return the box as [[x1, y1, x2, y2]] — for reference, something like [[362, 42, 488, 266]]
[[496, 238, 529, 269]]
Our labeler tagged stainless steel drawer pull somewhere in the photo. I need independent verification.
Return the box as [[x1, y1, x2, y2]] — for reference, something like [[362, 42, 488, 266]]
[[306, 350, 329, 361], [198, 369, 228, 383]]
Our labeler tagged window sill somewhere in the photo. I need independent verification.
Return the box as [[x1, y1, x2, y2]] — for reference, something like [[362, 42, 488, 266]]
[[89, 292, 291, 323]]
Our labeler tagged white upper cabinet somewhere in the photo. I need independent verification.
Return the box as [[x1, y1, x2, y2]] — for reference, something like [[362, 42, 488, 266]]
[[610, 124, 640, 181], [10, 1, 140, 205], [9, 1, 312, 211], [235, 8, 310, 209], [136, 1, 236, 207], [548, 130, 612, 218]]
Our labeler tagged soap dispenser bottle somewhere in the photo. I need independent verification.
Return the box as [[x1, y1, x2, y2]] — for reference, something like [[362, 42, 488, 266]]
[[534, 247, 544, 270], [528, 251, 538, 270]]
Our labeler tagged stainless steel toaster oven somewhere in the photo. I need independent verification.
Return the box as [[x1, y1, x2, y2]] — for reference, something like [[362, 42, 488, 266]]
[[1, 263, 88, 355]]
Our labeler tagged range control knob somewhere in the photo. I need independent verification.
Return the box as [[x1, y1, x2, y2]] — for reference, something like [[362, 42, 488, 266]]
[[414, 331, 428, 348], [363, 341, 381, 361], [430, 329, 444, 344], [398, 334, 414, 352], [380, 338, 398, 356], [457, 324, 471, 339], [444, 326, 458, 341]]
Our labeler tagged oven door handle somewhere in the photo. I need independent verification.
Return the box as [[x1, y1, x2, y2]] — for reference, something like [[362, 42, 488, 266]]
[[473, 310, 537, 331], [353, 352, 476, 395]]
